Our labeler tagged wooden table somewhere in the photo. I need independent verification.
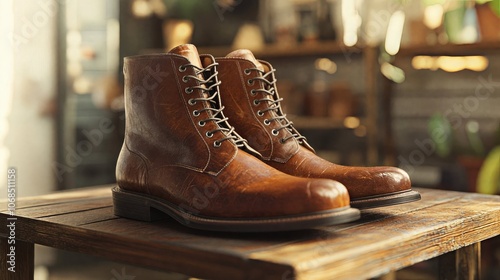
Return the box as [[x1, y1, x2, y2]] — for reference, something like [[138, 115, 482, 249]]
[[1, 186, 499, 280]]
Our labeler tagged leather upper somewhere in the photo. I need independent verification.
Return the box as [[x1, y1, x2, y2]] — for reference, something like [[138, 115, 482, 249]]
[[216, 57, 301, 162], [116, 44, 352, 218], [123, 53, 238, 175], [216, 51, 412, 199]]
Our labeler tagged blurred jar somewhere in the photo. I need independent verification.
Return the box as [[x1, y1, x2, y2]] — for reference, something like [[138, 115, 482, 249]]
[[328, 82, 357, 121], [305, 78, 329, 117]]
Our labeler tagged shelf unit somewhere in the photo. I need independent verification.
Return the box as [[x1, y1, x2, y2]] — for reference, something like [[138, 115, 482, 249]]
[[397, 41, 500, 56], [56, 0, 121, 190], [288, 115, 345, 130], [384, 41, 500, 166], [199, 41, 364, 58]]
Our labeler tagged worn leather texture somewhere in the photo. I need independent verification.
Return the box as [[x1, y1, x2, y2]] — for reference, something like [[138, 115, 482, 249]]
[[216, 57, 300, 163], [216, 50, 412, 199], [116, 44, 351, 218]]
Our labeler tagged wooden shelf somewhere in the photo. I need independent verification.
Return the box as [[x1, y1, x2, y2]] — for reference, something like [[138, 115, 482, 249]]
[[288, 116, 346, 130], [198, 41, 364, 59], [147, 41, 500, 59], [397, 41, 500, 57]]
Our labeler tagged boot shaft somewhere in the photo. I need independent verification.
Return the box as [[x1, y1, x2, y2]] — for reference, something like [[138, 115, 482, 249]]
[[122, 47, 237, 175], [216, 52, 314, 163]]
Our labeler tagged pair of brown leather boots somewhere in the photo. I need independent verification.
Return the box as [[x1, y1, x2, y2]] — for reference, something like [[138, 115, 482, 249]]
[[113, 44, 420, 232]]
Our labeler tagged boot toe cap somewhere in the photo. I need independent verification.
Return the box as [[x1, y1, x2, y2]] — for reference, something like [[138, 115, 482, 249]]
[[349, 166, 412, 198], [375, 166, 411, 192], [306, 179, 350, 210]]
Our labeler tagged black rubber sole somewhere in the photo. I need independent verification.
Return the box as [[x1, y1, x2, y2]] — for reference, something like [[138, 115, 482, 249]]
[[350, 189, 421, 209], [112, 186, 361, 232]]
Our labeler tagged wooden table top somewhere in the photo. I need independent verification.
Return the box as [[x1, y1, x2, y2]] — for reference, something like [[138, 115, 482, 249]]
[[1, 186, 499, 280]]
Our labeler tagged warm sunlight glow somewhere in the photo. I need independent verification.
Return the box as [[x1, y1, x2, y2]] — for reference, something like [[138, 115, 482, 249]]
[[314, 58, 337, 74], [132, 0, 152, 18], [381, 62, 405, 83], [423, 4, 444, 30], [344, 116, 360, 129], [412, 56, 488, 72], [0, 0, 13, 190], [342, 0, 362, 47], [385, 11, 405, 55]]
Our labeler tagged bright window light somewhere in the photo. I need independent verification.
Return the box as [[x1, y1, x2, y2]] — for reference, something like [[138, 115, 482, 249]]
[[0, 0, 14, 191], [342, 0, 362, 47], [385, 11, 405, 56], [412, 56, 488, 72]]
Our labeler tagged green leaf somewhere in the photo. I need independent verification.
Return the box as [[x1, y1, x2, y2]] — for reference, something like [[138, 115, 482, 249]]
[[490, 0, 500, 17]]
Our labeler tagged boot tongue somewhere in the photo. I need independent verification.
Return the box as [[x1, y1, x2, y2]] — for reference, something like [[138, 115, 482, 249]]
[[226, 49, 264, 72], [169, 44, 202, 68]]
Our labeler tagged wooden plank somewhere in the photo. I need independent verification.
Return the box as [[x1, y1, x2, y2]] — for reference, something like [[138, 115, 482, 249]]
[[5, 217, 268, 280], [0, 185, 112, 212], [247, 195, 500, 280], [3, 197, 112, 218], [40, 207, 117, 226], [0, 238, 34, 280]]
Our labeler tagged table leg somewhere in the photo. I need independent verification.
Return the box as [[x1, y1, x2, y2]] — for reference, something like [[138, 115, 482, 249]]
[[1, 237, 34, 280], [439, 242, 481, 280]]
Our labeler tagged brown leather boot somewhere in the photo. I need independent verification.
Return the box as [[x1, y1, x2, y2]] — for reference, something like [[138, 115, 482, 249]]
[[113, 44, 360, 232], [216, 49, 421, 209]]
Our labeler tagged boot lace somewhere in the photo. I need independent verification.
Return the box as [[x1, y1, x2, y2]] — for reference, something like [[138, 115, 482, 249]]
[[180, 62, 246, 148], [246, 68, 307, 144]]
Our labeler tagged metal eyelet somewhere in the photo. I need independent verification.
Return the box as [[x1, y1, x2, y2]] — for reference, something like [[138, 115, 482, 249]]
[[198, 121, 206, 127], [182, 76, 189, 83], [206, 131, 214, 138], [244, 69, 251, 75], [257, 110, 264, 117], [213, 141, 221, 148], [185, 87, 193, 94], [193, 110, 200, 117], [179, 65, 187, 72], [272, 129, 279, 136], [253, 100, 260, 106], [250, 89, 257, 96], [264, 119, 270, 125], [188, 99, 196, 105], [247, 79, 254, 85]]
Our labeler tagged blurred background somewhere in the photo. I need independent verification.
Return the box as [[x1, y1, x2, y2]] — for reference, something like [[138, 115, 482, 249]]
[[1, 0, 499, 279]]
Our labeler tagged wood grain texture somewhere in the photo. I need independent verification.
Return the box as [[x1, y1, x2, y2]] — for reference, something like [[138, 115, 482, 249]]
[[0, 186, 111, 212], [0, 185, 499, 280], [249, 193, 500, 279]]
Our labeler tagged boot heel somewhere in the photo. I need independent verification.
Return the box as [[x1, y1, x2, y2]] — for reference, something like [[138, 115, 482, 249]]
[[112, 187, 164, 222]]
